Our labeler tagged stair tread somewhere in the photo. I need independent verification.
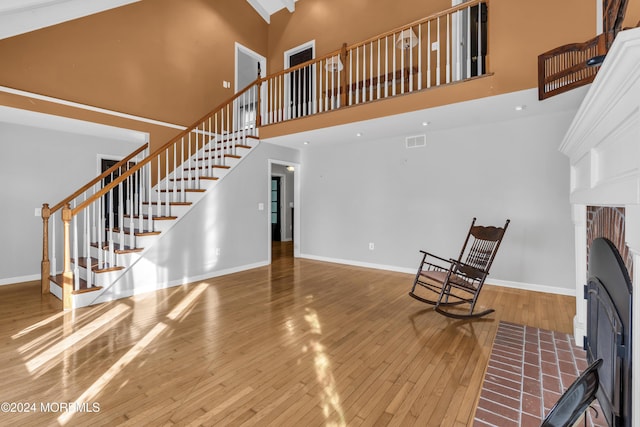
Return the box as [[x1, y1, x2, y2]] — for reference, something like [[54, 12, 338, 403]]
[[204, 144, 252, 153], [72, 257, 124, 273], [123, 214, 178, 221], [110, 227, 161, 236], [91, 242, 144, 253], [185, 165, 230, 171], [141, 201, 192, 206], [157, 188, 206, 193], [170, 176, 218, 182], [50, 274, 103, 294]]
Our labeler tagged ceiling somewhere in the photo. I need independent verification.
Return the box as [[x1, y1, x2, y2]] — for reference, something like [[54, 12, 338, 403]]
[[247, 0, 297, 23], [262, 86, 590, 149], [0, 0, 140, 40]]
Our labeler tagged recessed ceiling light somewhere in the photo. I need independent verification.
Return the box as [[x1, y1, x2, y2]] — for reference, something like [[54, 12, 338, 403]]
[[515, 105, 526, 111], [356, 132, 362, 137], [303, 141, 309, 145], [422, 121, 430, 126]]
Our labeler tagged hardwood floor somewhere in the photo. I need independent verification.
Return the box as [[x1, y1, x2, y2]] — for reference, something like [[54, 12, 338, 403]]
[[0, 242, 574, 426]]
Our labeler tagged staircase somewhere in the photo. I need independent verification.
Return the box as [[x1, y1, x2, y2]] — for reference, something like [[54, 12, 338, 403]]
[[41, 84, 262, 309]]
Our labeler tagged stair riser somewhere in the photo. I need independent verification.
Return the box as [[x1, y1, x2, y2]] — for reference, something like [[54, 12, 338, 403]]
[[179, 166, 229, 179], [127, 219, 175, 231], [198, 179, 218, 191], [144, 203, 191, 217], [154, 191, 205, 204], [69, 263, 121, 287], [89, 247, 141, 266], [224, 157, 240, 168]]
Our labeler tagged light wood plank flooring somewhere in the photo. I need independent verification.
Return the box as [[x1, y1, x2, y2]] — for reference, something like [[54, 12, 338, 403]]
[[0, 242, 574, 426]]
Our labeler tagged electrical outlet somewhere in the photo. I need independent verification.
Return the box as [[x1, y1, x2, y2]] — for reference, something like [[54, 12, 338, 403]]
[[369, 242, 375, 250], [431, 41, 439, 51], [215, 248, 221, 256], [35, 207, 41, 217], [258, 203, 264, 211]]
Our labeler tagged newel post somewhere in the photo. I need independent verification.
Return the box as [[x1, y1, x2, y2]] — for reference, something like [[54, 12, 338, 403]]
[[41, 203, 51, 294], [340, 43, 348, 108], [256, 80, 262, 127], [61, 204, 73, 310]]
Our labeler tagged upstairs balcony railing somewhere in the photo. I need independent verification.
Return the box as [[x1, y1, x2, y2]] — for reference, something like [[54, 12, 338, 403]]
[[538, 0, 630, 100], [537, 34, 606, 100], [261, 0, 488, 124]]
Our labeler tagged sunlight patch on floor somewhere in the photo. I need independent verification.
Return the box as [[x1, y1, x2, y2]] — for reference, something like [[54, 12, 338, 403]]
[[57, 281, 209, 426], [11, 310, 66, 339], [23, 303, 131, 375], [303, 308, 346, 427]]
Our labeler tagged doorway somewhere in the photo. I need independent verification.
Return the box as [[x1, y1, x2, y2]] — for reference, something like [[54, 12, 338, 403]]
[[271, 176, 282, 242], [235, 43, 267, 128], [284, 41, 315, 119], [268, 160, 300, 262], [452, 0, 487, 80]]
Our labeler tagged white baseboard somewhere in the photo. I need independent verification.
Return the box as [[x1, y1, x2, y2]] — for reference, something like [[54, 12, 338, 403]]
[[299, 253, 576, 297], [0, 274, 40, 286], [300, 253, 416, 275], [485, 278, 576, 297], [89, 261, 270, 306]]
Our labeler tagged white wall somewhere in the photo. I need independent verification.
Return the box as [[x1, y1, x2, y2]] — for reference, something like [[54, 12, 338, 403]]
[[91, 142, 300, 304], [0, 120, 144, 284], [299, 111, 577, 293]]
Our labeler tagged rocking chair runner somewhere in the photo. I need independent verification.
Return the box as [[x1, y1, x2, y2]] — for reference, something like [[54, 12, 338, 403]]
[[409, 218, 510, 318]]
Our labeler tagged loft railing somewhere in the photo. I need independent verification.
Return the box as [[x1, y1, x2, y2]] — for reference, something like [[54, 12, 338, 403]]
[[538, 0, 629, 100], [41, 1, 491, 308], [537, 34, 606, 100], [261, 0, 488, 125], [41, 82, 259, 309]]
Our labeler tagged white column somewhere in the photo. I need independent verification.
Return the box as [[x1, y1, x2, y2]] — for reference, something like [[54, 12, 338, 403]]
[[572, 203, 587, 346]]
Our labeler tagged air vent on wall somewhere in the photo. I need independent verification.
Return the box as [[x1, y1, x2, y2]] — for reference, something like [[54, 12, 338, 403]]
[[406, 134, 426, 149]]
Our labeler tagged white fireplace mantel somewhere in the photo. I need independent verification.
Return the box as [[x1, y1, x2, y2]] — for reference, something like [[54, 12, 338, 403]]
[[560, 27, 640, 426]]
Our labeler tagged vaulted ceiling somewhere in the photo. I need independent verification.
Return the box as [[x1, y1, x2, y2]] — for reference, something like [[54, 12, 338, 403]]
[[246, 0, 297, 23], [0, 0, 296, 41], [0, 0, 140, 40]]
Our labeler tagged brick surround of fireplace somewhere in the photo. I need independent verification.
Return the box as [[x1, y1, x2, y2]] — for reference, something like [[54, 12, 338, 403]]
[[587, 206, 634, 278]]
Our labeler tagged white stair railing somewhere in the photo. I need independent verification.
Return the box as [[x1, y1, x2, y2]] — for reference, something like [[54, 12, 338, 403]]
[[41, 83, 261, 309], [260, 0, 487, 126]]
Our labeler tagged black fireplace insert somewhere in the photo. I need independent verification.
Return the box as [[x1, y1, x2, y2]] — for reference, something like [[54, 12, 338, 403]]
[[586, 237, 632, 427]]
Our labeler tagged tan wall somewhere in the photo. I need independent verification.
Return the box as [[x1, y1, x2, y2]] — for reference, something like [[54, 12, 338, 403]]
[[0, 0, 620, 144], [261, 0, 597, 138], [0, 0, 267, 149], [267, 0, 451, 72]]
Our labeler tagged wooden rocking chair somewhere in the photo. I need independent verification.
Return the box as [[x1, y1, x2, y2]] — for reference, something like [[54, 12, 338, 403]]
[[409, 218, 510, 319]]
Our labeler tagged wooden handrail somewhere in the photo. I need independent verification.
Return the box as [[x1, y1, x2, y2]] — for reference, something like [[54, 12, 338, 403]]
[[346, 0, 485, 51], [49, 143, 148, 214], [260, 49, 342, 81], [259, 0, 485, 81], [71, 79, 261, 216]]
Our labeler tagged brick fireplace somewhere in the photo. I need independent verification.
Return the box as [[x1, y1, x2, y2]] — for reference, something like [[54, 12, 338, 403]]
[[559, 28, 640, 427]]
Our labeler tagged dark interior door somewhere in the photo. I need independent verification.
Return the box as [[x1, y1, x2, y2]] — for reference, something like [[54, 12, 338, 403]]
[[470, 3, 487, 77], [288, 47, 313, 118], [102, 159, 122, 233], [271, 177, 281, 241], [102, 159, 135, 234]]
